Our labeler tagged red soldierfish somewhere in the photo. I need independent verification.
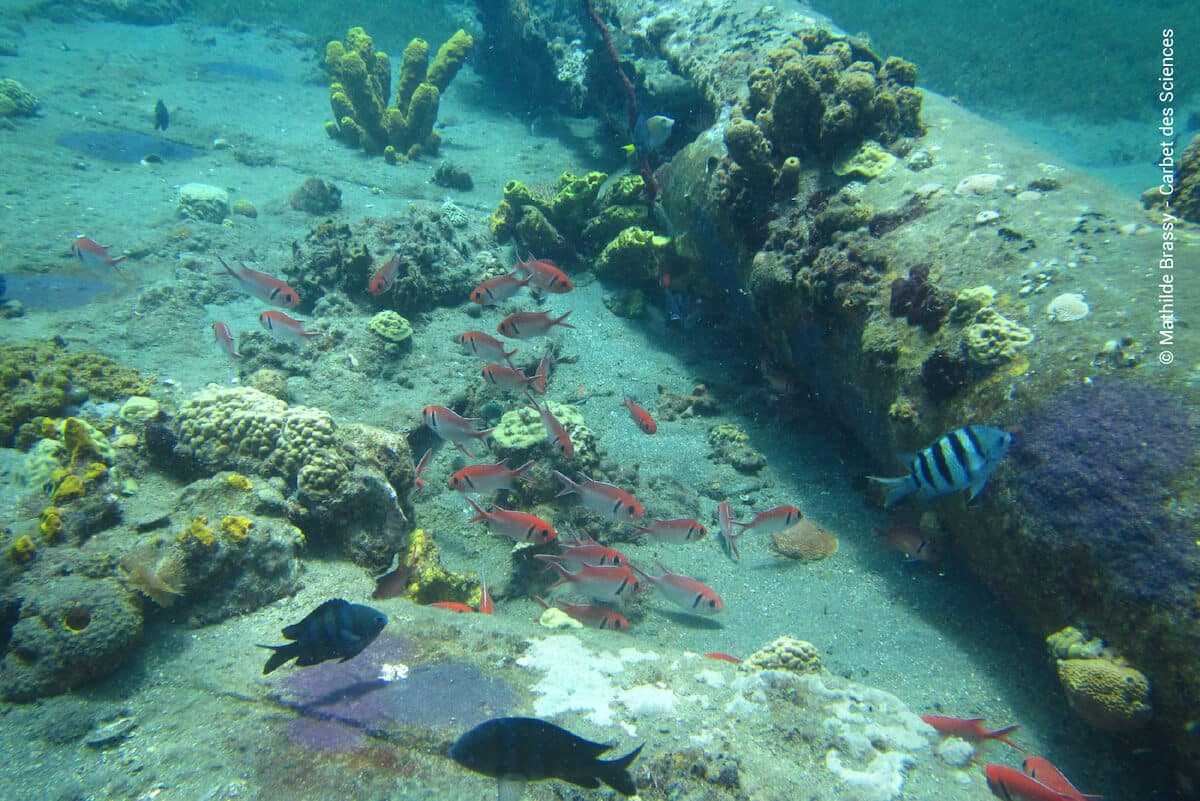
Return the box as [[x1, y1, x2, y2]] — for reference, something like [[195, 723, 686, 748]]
[[212, 322, 242, 359], [1021, 758, 1103, 801], [448, 459, 535, 494], [632, 561, 724, 615], [524, 393, 574, 457], [465, 497, 557, 544], [704, 652, 743, 664], [636, 518, 707, 544], [876, 523, 941, 563], [717, 501, 742, 561], [621, 397, 657, 434], [922, 716, 1024, 751], [455, 330, 518, 367], [217, 255, 300, 307], [478, 572, 494, 614], [540, 540, 628, 569], [422, 405, 495, 459], [259, 310, 319, 345], [730, 505, 803, 537], [544, 561, 641, 602], [496, 310, 574, 339], [515, 254, 574, 293], [71, 236, 127, 269], [533, 596, 630, 630], [482, 363, 547, 394], [985, 765, 1076, 801], [470, 271, 533, 305], [431, 601, 476, 613], [552, 470, 644, 522], [409, 448, 433, 501], [369, 254, 403, 295]]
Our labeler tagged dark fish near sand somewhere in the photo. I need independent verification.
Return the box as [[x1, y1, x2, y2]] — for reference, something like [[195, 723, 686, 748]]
[[154, 99, 169, 131], [258, 598, 387, 674], [450, 717, 643, 801], [868, 425, 1013, 509]]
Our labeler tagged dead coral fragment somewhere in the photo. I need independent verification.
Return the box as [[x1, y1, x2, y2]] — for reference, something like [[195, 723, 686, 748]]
[[120, 541, 185, 607], [771, 519, 839, 561]]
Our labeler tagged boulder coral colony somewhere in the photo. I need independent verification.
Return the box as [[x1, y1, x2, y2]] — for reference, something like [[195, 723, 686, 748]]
[[0, 0, 1197, 797]]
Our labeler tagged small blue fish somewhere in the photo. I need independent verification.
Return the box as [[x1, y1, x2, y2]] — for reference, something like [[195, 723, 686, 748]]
[[624, 114, 674, 155], [869, 425, 1012, 508], [258, 598, 387, 674]]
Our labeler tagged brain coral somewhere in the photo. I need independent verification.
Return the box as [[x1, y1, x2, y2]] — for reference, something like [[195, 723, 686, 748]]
[[742, 635, 823, 674], [1056, 657, 1152, 732], [174, 386, 346, 499]]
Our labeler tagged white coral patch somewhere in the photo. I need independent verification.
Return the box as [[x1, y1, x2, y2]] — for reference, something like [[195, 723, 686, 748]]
[[1047, 292, 1090, 322]]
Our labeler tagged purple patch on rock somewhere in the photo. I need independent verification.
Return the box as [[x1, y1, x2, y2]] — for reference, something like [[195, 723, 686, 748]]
[[277, 632, 517, 752]]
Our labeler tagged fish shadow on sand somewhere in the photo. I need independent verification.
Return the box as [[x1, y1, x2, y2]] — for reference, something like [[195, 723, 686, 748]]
[[652, 609, 723, 630]]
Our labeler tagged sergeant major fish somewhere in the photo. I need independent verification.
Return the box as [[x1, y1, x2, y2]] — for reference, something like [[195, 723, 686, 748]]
[[257, 598, 387, 674], [869, 425, 1013, 509], [450, 717, 643, 799]]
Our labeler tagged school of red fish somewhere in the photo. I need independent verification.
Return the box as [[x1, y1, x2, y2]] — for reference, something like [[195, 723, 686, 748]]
[[71, 236, 1103, 799]]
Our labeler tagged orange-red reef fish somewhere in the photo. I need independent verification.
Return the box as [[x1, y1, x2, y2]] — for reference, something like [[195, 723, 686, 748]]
[[703, 652, 742, 664], [368, 253, 403, 295], [482, 363, 547, 394], [728, 505, 803, 537], [71, 235, 127, 269], [985, 765, 1076, 801], [455, 330, 518, 367], [552, 470, 644, 522], [1021, 757, 1102, 801], [875, 523, 941, 563], [431, 601, 476, 613], [448, 459, 535, 494], [544, 561, 641, 602], [717, 501, 741, 561], [621, 397, 656, 434], [259, 310, 319, 346], [409, 448, 433, 501], [515, 254, 574, 293], [466, 497, 557, 544], [422, 405, 494, 459], [636, 518, 707, 544], [217, 255, 300, 307], [497, 310, 574, 339], [478, 572, 494, 615], [632, 561, 724, 615], [922, 715, 1024, 751], [470, 271, 533, 305], [525, 393, 574, 457], [534, 595, 630, 630], [552, 537, 629, 569], [211, 322, 242, 359]]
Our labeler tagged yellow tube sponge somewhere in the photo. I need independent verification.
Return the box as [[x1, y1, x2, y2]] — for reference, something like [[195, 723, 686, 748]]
[[427, 29, 474, 91], [324, 26, 471, 161]]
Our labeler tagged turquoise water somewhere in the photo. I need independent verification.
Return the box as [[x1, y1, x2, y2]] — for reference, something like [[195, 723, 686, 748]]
[[0, 2, 1195, 801]]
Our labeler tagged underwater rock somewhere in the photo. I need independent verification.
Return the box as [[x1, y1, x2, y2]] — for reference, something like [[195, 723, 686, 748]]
[[432, 162, 474, 191], [771, 519, 839, 561], [289, 177, 342, 215], [177, 183, 230, 223], [888, 264, 950, 331]]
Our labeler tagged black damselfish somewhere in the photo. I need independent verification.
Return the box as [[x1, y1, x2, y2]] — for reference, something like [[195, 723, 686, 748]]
[[154, 99, 169, 131], [450, 717, 643, 800], [258, 598, 387, 675]]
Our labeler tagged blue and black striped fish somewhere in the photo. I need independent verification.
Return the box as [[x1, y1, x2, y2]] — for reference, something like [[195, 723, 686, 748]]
[[869, 425, 1012, 509], [258, 598, 387, 674]]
